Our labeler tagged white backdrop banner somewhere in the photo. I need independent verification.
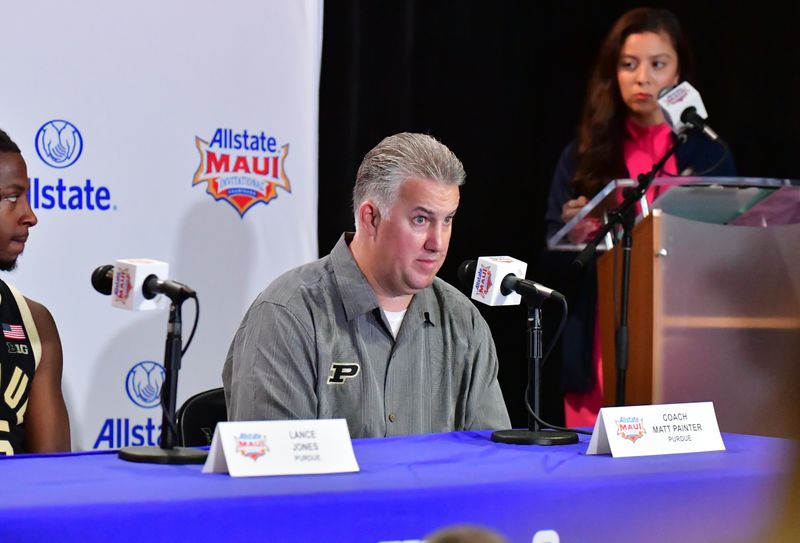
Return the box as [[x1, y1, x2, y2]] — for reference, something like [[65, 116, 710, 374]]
[[0, 0, 322, 450]]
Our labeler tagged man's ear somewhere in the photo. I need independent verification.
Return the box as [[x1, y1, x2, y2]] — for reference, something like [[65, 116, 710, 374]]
[[357, 201, 381, 237]]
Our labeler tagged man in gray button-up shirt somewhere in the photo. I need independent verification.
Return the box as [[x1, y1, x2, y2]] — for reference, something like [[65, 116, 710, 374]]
[[223, 132, 510, 437]]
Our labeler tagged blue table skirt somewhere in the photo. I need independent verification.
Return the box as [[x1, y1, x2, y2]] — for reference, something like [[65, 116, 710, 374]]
[[0, 430, 795, 543]]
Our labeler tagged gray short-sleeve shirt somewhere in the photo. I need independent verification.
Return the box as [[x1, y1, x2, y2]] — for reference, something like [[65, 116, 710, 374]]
[[222, 233, 510, 438]]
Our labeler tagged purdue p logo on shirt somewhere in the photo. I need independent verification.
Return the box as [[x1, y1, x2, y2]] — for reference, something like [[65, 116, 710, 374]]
[[327, 363, 360, 384]]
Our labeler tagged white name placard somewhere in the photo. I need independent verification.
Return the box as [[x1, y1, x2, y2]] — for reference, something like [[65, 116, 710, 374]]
[[586, 402, 725, 457], [202, 419, 360, 477]]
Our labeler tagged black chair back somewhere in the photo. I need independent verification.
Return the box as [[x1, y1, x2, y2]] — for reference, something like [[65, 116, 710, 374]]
[[176, 387, 227, 447]]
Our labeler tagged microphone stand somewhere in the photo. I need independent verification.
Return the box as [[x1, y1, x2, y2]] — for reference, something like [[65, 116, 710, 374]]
[[572, 133, 687, 407], [119, 294, 207, 464], [491, 291, 578, 445]]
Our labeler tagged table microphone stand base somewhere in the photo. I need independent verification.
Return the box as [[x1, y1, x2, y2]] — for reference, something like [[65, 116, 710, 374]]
[[118, 446, 208, 464], [491, 429, 579, 446]]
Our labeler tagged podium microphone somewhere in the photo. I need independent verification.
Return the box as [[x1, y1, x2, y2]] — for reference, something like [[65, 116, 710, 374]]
[[658, 81, 719, 141]]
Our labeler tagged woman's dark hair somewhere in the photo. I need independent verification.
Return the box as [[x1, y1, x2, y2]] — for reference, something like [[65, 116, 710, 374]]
[[0, 129, 21, 153], [571, 7, 692, 197]]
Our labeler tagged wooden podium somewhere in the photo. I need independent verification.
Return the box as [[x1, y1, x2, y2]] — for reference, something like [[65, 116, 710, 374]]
[[551, 178, 800, 437]]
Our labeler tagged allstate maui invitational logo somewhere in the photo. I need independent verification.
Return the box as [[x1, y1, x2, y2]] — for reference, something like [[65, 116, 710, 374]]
[[35, 120, 83, 168], [192, 128, 291, 217], [236, 433, 269, 461], [473, 264, 494, 298], [616, 416, 646, 443]]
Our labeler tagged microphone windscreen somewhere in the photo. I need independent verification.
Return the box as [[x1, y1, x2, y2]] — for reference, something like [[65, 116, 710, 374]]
[[457, 260, 477, 288], [91, 265, 114, 295]]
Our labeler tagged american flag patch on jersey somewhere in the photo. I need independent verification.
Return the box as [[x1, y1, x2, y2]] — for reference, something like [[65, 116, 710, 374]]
[[2, 323, 25, 340]]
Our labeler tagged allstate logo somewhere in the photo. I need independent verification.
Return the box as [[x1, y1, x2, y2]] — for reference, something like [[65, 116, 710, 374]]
[[35, 119, 83, 168], [125, 361, 165, 408]]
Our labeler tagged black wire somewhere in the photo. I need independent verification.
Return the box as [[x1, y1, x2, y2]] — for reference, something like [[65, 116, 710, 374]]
[[161, 388, 179, 442], [181, 294, 199, 356], [524, 387, 593, 435], [691, 138, 731, 177], [536, 295, 593, 435], [661, 135, 731, 177], [542, 295, 568, 366]]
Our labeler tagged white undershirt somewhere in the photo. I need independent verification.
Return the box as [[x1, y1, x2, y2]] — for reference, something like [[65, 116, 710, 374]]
[[382, 309, 407, 338]]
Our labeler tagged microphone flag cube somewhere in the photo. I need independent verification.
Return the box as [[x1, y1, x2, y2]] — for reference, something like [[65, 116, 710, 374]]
[[470, 256, 527, 307], [657, 81, 709, 135], [111, 258, 169, 311]]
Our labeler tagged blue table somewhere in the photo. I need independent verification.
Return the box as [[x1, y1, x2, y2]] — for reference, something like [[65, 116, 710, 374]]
[[0, 431, 794, 542]]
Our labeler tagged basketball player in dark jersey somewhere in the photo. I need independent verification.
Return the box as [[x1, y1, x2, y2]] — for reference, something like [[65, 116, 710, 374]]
[[0, 128, 70, 454]]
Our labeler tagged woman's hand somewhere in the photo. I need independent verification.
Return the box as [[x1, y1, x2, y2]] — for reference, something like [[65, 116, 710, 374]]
[[561, 196, 589, 223], [561, 196, 601, 244]]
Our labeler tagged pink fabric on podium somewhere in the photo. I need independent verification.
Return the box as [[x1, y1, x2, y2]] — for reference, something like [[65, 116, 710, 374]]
[[564, 309, 604, 427]]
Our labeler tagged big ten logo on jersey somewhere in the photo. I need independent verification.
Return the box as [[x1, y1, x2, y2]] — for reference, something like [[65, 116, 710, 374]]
[[192, 128, 292, 217], [92, 361, 164, 449], [7, 342, 28, 355], [29, 119, 115, 211]]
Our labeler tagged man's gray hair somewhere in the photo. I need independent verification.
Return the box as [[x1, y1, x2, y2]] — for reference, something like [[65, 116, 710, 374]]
[[352, 132, 465, 223]]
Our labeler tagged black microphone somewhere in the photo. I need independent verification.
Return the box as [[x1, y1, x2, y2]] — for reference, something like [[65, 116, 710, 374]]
[[458, 259, 564, 304], [91, 264, 114, 295], [142, 275, 195, 301], [456, 259, 478, 289], [657, 82, 719, 141], [499, 274, 564, 302], [91, 262, 196, 304], [680, 107, 719, 140]]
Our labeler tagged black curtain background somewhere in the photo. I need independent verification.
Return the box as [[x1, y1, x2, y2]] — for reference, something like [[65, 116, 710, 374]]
[[318, 1, 800, 428]]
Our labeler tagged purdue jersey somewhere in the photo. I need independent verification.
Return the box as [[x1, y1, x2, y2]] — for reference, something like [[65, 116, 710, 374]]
[[0, 280, 40, 455]]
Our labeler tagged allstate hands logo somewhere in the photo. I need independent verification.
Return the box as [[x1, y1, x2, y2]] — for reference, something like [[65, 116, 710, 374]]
[[35, 120, 83, 168], [126, 361, 166, 408]]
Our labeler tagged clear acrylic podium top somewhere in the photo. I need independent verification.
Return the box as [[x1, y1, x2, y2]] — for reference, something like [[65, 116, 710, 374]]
[[547, 176, 800, 251]]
